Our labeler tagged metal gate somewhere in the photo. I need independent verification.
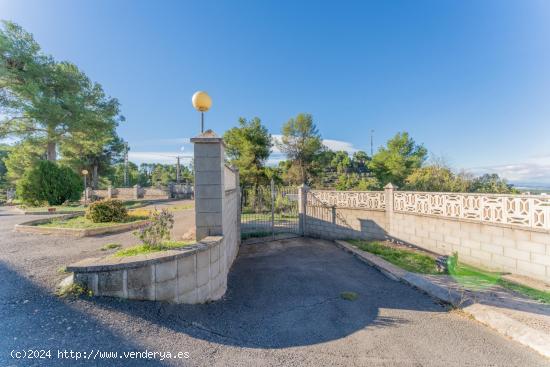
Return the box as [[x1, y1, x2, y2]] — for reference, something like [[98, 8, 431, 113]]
[[241, 180, 300, 242]]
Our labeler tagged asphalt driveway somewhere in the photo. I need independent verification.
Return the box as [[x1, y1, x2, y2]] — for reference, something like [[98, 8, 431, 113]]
[[0, 207, 548, 366]]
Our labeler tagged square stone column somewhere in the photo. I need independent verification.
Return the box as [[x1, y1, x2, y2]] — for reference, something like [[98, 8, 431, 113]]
[[191, 130, 225, 241], [384, 183, 397, 236], [298, 184, 308, 236]]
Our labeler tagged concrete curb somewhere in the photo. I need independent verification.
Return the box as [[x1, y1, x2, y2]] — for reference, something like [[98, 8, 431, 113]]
[[333, 240, 550, 359], [14, 214, 150, 237]]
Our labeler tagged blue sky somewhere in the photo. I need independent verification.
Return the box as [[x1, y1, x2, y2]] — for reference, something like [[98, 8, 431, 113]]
[[2, 0, 550, 185]]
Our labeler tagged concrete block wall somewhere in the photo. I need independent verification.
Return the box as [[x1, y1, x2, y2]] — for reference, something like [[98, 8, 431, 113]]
[[303, 185, 550, 283], [115, 187, 135, 200], [70, 130, 241, 304], [223, 188, 240, 268], [69, 236, 227, 303], [305, 205, 387, 240], [90, 186, 172, 200], [390, 213, 550, 281], [142, 187, 170, 199]]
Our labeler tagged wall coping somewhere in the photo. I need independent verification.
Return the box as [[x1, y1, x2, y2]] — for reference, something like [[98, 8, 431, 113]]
[[310, 188, 550, 199], [67, 236, 223, 273], [306, 204, 385, 212], [396, 190, 549, 199], [393, 210, 550, 234], [14, 214, 151, 237]]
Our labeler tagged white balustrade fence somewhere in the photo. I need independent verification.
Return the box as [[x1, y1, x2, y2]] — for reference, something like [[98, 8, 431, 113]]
[[308, 190, 386, 211], [308, 189, 550, 231], [393, 191, 550, 231]]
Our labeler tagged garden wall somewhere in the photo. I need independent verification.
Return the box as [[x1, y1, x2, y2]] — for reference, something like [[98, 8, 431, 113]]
[[67, 236, 228, 303], [88, 183, 193, 201], [304, 186, 550, 283], [69, 130, 240, 303]]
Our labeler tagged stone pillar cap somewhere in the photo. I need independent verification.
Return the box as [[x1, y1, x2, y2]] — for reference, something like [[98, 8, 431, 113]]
[[191, 129, 224, 145], [384, 182, 397, 189]]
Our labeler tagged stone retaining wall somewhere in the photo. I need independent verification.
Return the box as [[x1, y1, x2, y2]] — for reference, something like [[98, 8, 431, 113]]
[[304, 185, 550, 282], [67, 236, 228, 303], [15, 214, 150, 237], [69, 130, 241, 304], [89, 184, 193, 201]]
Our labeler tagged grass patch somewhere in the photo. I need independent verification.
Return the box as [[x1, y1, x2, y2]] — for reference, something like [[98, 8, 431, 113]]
[[448, 256, 550, 304], [241, 231, 273, 240], [57, 266, 68, 274], [57, 283, 93, 298], [167, 203, 194, 211], [101, 243, 122, 251], [21, 200, 147, 213], [499, 280, 550, 304], [37, 214, 148, 229], [349, 240, 442, 274], [114, 240, 195, 257], [23, 203, 86, 213], [340, 291, 358, 301], [241, 213, 298, 223]]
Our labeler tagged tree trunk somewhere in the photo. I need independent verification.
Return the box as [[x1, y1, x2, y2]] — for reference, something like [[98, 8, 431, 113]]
[[46, 141, 56, 161], [92, 165, 99, 189]]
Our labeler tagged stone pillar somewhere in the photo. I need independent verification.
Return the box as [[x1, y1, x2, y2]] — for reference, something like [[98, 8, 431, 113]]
[[298, 184, 308, 236], [133, 184, 140, 199], [84, 187, 92, 202], [384, 183, 397, 236], [107, 185, 113, 199], [191, 130, 225, 241], [235, 168, 241, 245]]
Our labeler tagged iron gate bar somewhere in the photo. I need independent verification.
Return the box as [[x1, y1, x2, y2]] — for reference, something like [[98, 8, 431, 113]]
[[240, 179, 300, 242]]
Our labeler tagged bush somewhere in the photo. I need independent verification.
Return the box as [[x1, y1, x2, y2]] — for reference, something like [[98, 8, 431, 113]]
[[135, 209, 174, 247], [17, 160, 82, 206], [85, 199, 128, 223]]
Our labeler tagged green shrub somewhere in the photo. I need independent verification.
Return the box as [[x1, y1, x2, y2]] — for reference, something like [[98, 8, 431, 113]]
[[17, 160, 82, 206], [135, 209, 174, 247], [85, 199, 128, 223]]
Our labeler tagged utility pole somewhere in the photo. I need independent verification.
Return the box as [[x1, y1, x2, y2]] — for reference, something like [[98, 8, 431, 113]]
[[176, 156, 181, 184], [124, 142, 129, 187], [370, 129, 374, 157]]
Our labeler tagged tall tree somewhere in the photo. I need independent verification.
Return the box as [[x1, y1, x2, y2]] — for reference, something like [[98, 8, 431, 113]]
[[61, 133, 126, 188], [277, 113, 324, 185], [405, 165, 470, 192], [224, 117, 272, 187], [369, 132, 427, 187], [0, 144, 11, 189], [470, 173, 518, 194], [352, 151, 370, 174], [109, 161, 139, 187], [3, 137, 45, 182], [0, 21, 122, 161]]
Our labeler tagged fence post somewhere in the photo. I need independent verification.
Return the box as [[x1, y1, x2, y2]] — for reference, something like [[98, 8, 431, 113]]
[[107, 185, 113, 199], [134, 184, 139, 199], [298, 184, 308, 236], [191, 130, 225, 241], [384, 183, 396, 237], [84, 187, 92, 203], [235, 168, 241, 245], [270, 178, 275, 239]]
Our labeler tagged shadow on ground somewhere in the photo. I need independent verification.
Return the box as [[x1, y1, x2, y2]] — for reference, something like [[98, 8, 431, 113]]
[[0, 262, 166, 366], [89, 238, 447, 349]]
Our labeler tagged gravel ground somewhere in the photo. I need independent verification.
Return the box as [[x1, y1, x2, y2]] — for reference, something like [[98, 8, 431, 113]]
[[0, 205, 548, 366]]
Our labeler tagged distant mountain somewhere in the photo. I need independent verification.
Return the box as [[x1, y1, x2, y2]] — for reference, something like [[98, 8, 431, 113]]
[[510, 181, 550, 192]]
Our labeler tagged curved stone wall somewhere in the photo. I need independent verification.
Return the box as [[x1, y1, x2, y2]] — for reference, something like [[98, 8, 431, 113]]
[[68, 236, 229, 303]]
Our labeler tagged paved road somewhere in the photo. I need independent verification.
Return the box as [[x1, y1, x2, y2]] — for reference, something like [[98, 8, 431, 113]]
[[0, 207, 548, 366]]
